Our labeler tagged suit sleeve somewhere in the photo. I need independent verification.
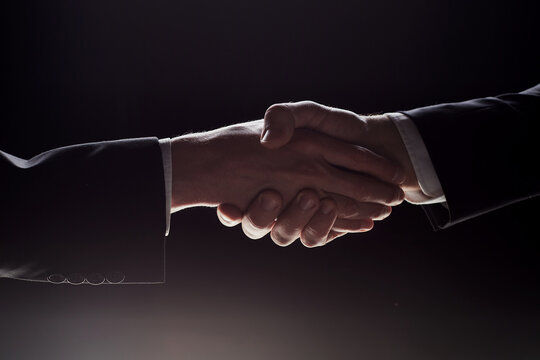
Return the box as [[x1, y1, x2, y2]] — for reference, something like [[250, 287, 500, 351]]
[[402, 84, 540, 229], [0, 138, 167, 285]]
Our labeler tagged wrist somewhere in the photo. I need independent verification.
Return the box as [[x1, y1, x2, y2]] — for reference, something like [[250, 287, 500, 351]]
[[170, 122, 269, 212], [361, 114, 420, 193], [170, 133, 219, 211]]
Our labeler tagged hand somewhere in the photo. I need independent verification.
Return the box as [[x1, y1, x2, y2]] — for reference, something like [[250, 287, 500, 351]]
[[170, 120, 405, 242], [217, 102, 419, 246], [260, 102, 419, 192], [217, 188, 394, 246]]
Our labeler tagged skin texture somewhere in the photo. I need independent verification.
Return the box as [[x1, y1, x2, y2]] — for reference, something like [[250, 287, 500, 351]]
[[170, 119, 405, 246], [217, 102, 421, 247]]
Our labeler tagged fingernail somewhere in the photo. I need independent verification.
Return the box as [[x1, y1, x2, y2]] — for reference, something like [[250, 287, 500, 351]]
[[260, 194, 279, 211], [298, 194, 316, 210], [260, 128, 271, 143], [320, 201, 335, 215]]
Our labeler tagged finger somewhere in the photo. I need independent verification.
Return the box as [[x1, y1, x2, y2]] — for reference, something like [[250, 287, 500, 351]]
[[339, 202, 392, 221], [289, 130, 404, 184], [317, 138, 405, 184], [261, 101, 367, 149], [326, 230, 348, 244], [319, 167, 405, 206], [217, 204, 243, 227], [241, 190, 283, 239], [324, 193, 391, 220], [271, 189, 320, 247], [300, 198, 338, 248], [373, 205, 392, 221], [332, 218, 375, 232], [333, 199, 392, 221]]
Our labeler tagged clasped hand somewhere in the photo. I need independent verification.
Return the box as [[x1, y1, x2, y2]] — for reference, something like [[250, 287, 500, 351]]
[[171, 102, 416, 247]]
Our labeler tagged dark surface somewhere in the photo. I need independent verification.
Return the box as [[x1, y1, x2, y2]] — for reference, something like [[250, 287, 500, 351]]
[[1, 1, 539, 359]]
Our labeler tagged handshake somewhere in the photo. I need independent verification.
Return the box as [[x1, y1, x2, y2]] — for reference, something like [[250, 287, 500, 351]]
[[170, 101, 422, 247]]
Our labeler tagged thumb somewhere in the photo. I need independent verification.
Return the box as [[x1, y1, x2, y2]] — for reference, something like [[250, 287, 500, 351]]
[[260, 104, 296, 149], [261, 101, 360, 149]]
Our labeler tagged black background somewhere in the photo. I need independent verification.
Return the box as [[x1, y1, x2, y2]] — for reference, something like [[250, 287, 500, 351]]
[[1, 1, 539, 359]]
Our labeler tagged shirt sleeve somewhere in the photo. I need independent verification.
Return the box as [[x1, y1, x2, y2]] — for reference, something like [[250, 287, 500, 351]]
[[385, 112, 447, 205], [159, 138, 172, 236]]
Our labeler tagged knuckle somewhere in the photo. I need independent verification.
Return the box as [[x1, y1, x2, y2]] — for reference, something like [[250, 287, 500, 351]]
[[241, 219, 266, 239], [386, 186, 403, 205], [217, 212, 237, 227], [295, 194, 320, 212], [256, 191, 283, 212], [244, 213, 268, 230], [270, 229, 294, 247], [298, 100, 320, 111], [301, 227, 324, 248], [242, 228, 264, 240], [361, 220, 375, 231], [297, 188, 319, 201], [372, 205, 392, 220], [258, 189, 282, 198]]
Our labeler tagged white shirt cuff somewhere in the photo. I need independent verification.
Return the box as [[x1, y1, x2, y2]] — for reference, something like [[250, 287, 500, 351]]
[[386, 112, 446, 205], [159, 138, 172, 236]]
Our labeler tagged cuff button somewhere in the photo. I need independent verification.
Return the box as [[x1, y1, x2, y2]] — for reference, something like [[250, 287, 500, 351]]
[[47, 274, 66, 284], [67, 273, 85, 285], [106, 271, 125, 284], [87, 273, 105, 285]]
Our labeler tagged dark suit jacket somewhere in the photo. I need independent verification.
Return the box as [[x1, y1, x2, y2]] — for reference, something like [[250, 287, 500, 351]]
[[403, 83, 540, 229], [0, 138, 167, 284]]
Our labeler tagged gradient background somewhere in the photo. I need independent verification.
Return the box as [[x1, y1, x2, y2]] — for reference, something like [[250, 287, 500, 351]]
[[1, 1, 539, 359]]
